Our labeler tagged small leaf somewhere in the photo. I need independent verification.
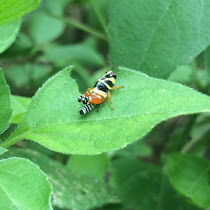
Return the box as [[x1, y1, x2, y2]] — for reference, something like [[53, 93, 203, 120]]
[[11, 95, 31, 124], [1, 148, 118, 210], [0, 19, 21, 54], [0, 157, 52, 210], [167, 153, 210, 209], [0, 0, 40, 26], [0, 147, 7, 155], [28, 11, 64, 44], [0, 69, 12, 134], [2, 66, 210, 154], [109, 0, 210, 78]]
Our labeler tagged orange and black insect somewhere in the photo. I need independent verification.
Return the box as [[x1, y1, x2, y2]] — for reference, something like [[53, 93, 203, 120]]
[[78, 71, 124, 115]]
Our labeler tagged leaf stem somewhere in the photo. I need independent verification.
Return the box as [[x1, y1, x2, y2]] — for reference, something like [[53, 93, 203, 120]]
[[45, 11, 107, 42], [0, 135, 21, 148], [88, 0, 108, 38]]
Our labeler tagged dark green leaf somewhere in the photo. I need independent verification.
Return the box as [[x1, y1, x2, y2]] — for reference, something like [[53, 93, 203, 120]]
[[167, 153, 210, 208], [1, 66, 210, 154], [111, 158, 200, 210], [0, 157, 52, 210], [109, 0, 210, 78]]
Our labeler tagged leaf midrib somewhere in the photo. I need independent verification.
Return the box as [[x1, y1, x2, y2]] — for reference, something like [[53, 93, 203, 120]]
[[138, 0, 174, 70]]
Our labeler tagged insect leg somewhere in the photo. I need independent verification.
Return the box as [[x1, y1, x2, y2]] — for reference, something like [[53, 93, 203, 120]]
[[111, 85, 124, 90], [97, 104, 102, 112], [107, 92, 114, 110]]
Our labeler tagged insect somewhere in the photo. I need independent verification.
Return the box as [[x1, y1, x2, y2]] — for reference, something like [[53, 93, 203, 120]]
[[78, 71, 124, 115]]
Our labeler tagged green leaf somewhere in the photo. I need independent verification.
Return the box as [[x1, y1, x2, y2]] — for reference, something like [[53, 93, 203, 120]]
[[0, 147, 7, 155], [167, 153, 210, 209], [0, 69, 12, 134], [11, 95, 31, 124], [66, 154, 110, 180], [28, 10, 64, 44], [109, 0, 210, 78], [1, 148, 118, 210], [43, 44, 105, 67], [5, 63, 51, 93], [0, 0, 40, 26], [111, 158, 201, 210], [0, 19, 21, 54], [1, 66, 210, 154], [0, 157, 52, 210]]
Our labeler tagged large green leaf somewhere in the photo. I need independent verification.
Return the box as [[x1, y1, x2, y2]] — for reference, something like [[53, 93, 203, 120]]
[[0, 69, 12, 134], [109, 0, 210, 78], [167, 153, 210, 209], [0, 0, 40, 26], [1, 66, 210, 154], [0, 157, 52, 210], [111, 158, 201, 210], [1, 148, 118, 209], [0, 19, 21, 54]]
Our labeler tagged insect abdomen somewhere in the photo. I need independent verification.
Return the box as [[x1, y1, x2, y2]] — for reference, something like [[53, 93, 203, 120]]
[[80, 104, 95, 115]]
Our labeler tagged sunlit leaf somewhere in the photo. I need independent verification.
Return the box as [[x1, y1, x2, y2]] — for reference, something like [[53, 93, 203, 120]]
[[1, 66, 210, 154], [0, 0, 40, 26]]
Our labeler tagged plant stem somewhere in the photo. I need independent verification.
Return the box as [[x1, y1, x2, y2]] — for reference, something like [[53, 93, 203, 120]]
[[0, 132, 24, 148], [181, 138, 199, 153], [89, 0, 108, 38], [46, 11, 107, 42]]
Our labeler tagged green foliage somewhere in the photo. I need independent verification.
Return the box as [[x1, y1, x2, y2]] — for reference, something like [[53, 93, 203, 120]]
[[167, 153, 210, 208], [109, 0, 210, 78], [1, 148, 118, 210], [0, 69, 12, 134], [111, 157, 200, 210], [0, 0, 210, 209], [0, 157, 52, 210], [0, 19, 21, 54], [0, 0, 40, 26]]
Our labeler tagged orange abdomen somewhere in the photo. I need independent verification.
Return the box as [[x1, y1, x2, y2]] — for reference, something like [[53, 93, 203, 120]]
[[89, 93, 107, 104]]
